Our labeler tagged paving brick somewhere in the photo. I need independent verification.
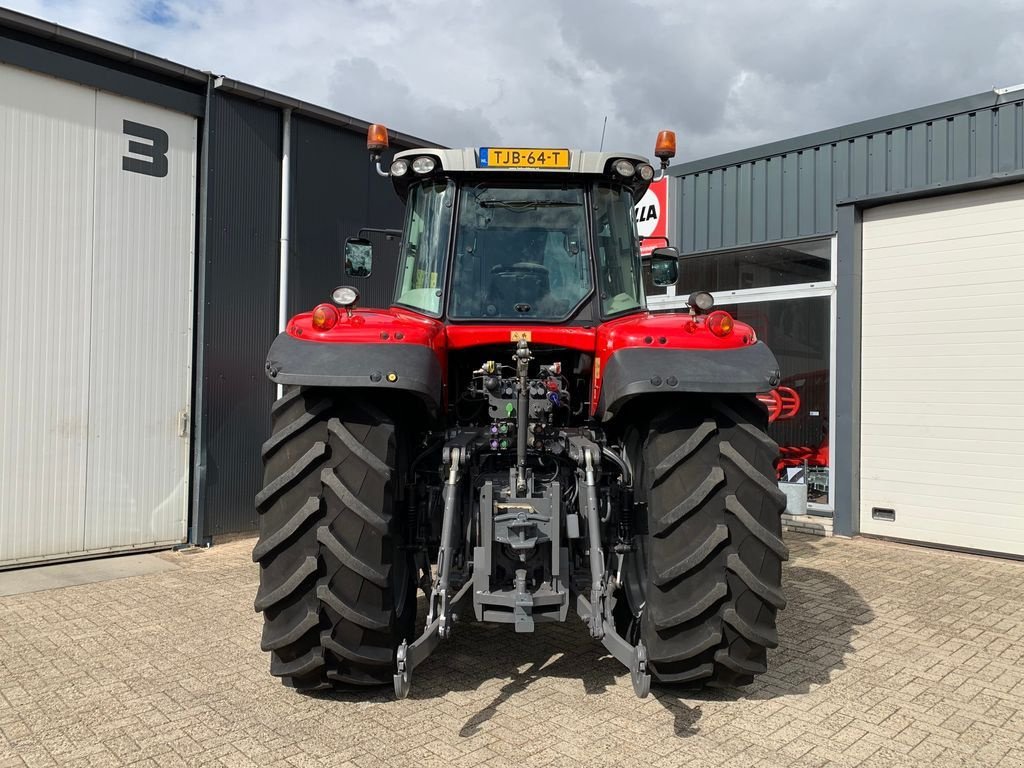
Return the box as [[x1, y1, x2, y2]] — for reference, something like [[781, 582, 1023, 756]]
[[2, 533, 1024, 766]]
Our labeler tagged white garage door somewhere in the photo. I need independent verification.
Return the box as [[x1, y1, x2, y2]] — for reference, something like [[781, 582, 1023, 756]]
[[860, 183, 1024, 556], [0, 64, 196, 566]]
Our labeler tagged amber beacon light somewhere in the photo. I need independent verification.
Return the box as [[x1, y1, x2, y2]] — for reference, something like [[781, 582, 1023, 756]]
[[367, 123, 389, 152], [654, 130, 677, 169]]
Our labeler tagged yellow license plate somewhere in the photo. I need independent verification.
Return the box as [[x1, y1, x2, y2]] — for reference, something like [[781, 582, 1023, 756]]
[[479, 148, 570, 169]]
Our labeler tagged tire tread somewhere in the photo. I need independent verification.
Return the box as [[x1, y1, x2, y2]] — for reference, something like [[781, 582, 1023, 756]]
[[632, 395, 786, 688], [253, 387, 413, 691]]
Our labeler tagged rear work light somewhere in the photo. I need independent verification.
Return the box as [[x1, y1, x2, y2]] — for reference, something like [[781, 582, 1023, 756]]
[[331, 286, 359, 307], [706, 310, 734, 337], [613, 159, 635, 177], [687, 290, 715, 313], [311, 303, 339, 331], [412, 156, 436, 174]]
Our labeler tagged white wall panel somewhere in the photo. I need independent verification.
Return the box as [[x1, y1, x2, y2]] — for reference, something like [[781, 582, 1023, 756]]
[[0, 63, 196, 565], [0, 64, 95, 564], [85, 92, 196, 551], [860, 183, 1024, 556]]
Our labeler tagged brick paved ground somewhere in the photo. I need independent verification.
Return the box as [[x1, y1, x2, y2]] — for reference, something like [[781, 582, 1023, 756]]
[[2, 533, 1023, 768]]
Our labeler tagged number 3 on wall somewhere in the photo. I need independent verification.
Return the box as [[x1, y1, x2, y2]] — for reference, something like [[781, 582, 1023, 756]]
[[122, 120, 169, 178]]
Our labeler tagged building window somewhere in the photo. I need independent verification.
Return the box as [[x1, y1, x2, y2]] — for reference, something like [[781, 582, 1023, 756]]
[[680, 237, 831, 294], [649, 235, 837, 514], [720, 297, 831, 505]]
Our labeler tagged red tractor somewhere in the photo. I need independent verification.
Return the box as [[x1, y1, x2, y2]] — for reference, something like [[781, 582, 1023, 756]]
[[254, 126, 787, 698]]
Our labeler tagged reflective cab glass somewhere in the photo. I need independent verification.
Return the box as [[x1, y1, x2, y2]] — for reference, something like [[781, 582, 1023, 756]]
[[394, 181, 453, 315], [449, 185, 592, 320], [593, 185, 643, 315]]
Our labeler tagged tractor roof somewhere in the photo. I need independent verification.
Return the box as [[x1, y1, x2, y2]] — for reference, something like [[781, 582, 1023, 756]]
[[393, 147, 649, 174], [389, 147, 654, 200]]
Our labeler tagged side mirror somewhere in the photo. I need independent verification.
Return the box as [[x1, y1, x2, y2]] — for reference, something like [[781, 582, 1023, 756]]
[[344, 237, 373, 277], [650, 247, 679, 287]]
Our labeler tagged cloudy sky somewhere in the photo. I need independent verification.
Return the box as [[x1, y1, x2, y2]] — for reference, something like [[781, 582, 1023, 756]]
[[8, 0, 1024, 160]]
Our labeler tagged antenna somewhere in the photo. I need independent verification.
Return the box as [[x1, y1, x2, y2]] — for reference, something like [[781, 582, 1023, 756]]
[[599, 115, 608, 151]]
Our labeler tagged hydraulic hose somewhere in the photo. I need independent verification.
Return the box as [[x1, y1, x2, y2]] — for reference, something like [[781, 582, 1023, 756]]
[[516, 382, 528, 493], [601, 446, 632, 486]]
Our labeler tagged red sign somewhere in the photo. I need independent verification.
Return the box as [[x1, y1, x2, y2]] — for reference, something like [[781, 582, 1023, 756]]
[[636, 177, 668, 256]]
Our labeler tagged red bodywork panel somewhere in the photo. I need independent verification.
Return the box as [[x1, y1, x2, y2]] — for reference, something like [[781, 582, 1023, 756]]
[[285, 307, 759, 416]]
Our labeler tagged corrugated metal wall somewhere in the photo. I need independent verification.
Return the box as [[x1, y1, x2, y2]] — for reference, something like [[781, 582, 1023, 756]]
[[672, 95, 1024, 254], [199, 92, 281, 538], [199, 101, 414, 538], [288, 115, 408, 311]]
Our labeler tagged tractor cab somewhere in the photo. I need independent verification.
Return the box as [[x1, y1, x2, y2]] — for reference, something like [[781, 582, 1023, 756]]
[[345, 127, 680, 326]]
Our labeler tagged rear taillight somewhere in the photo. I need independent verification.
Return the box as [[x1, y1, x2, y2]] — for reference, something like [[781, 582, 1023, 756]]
[[311, 303, 339, 331], [706, 310, 734, 337]]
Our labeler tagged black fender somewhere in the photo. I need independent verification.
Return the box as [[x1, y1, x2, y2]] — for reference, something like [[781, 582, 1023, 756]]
[[596, 342, 781, 421], [264, 333, 443, 416]]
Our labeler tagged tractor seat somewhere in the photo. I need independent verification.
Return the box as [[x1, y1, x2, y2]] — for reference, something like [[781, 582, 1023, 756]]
[[487, 263, 550, 315]]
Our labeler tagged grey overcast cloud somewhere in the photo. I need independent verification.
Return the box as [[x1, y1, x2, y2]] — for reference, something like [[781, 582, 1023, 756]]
[[7, 0, 1024, 160]]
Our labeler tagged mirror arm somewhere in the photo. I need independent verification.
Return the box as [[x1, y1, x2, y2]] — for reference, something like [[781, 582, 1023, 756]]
[[370, 151, 390, 178], [652, 157, 671, 182]]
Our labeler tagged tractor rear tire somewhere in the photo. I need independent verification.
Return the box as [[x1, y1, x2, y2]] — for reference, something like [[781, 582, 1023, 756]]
[[253, 387, 416, 690], [622, 395, 788, 687]]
